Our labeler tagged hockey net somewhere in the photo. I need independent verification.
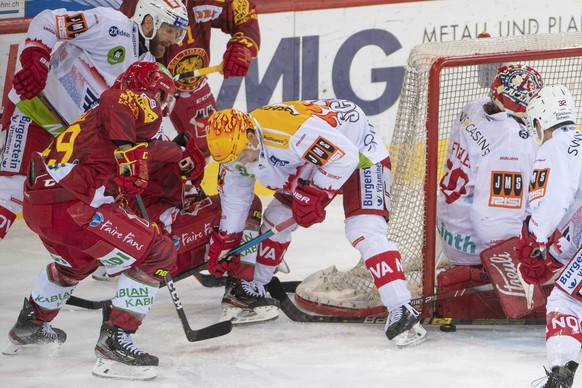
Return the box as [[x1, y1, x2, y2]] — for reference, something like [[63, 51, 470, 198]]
[[297, 32, 582, 314]]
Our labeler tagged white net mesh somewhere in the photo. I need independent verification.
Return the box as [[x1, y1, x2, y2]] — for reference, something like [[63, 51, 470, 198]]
[[389, 32, 582, 299]]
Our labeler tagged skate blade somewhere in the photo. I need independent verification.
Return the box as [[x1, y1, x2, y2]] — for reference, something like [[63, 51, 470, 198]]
[[2, 341, 61, 355], [220, 305, 279, 325], [92, 358, 158, 381], [394, 323, 427, 348]]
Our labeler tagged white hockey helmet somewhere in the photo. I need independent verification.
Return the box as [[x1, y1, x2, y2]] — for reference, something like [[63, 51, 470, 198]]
[[133, 0, 188, 44], [526, 84, 577, 140]]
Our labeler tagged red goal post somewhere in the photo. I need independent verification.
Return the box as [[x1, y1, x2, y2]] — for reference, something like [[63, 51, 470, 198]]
[[389, 32, 582, 310]]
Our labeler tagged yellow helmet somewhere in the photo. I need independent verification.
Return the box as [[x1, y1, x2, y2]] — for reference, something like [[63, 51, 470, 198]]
[[206, 109, 255, 163]]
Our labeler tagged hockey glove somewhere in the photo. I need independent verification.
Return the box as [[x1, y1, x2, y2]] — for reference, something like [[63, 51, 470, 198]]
[[222, 33, 258, 78], [207, 230, 243, 278], [515, 218, 560, 284], [179, 134, 206, 186], [13, 45, 51, 100], [291, 181, 331, 228], [114, 143, 149, 196]]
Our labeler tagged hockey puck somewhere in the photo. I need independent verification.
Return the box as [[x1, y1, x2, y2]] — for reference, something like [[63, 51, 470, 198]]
[[440, 324, 456, 332]]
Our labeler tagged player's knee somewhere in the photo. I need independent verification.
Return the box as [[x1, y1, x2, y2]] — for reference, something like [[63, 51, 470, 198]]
[[345, 215, 394, 257], [138, 235, 177, 281]]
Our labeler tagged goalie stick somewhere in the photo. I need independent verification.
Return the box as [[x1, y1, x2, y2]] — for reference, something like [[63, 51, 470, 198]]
[[267, 277, 543, 325]]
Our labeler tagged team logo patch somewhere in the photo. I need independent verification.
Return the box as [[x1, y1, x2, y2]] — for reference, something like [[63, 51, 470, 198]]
[[529, 168, 550, 202], [56, 13, 89, 39], [172, 235, 181, 250], [302, 136, 344, 166], [488, 171, 523, 209], [167, 48, 207, 91]]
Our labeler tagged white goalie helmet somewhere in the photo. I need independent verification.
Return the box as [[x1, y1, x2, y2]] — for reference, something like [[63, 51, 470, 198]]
[[526, 84, 577, 141], [133, 0, 188, 44]]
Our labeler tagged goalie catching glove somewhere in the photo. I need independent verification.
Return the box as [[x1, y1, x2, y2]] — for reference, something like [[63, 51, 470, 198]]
[[114, 143, 149, 196], [207, 230, 243, 278], [515, 217, 562, 284], [292, 180, 333, 228]]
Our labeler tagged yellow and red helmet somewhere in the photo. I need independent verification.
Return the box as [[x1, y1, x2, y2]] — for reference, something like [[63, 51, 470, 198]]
[[206, 109, 256, 163]]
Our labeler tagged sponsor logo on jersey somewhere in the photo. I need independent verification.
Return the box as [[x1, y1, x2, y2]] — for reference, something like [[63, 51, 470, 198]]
[[489, 171, 523, 209], [302, 136, 344, 166], [108, 26, 130, 38], [361, 166, 384, 209], [437, 221, 477, 254], [193, 5, 223, 23], [177, 222, 213, 248], [107, 46, 126, 65], [89, 213, 145, 252], [557, 251, 582, 297], [269, 155, 289, 167], [1, 113, 30, 172], [154, 269, 169, 278], [172, 235, 181, 250], [56, 13, 89, 39], [459, 111, 491, 156], [262, 131, 290, 149], [528, 168, 550, 202]]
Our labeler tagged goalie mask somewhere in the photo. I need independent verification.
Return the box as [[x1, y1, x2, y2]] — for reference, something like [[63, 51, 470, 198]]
[[526, 84, 577, 143], [115, 61, 177, 116], [490, 64, 543, 118], [206, 109, 257, 163], [133, 0, 188, 44]]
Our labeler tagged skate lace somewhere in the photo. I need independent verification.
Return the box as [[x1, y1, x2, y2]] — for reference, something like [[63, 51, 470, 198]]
[[117, 330, 145, 356], [241, 280, 266, 298], [388, 306, 403, 326], [40, 322, 58, 340]]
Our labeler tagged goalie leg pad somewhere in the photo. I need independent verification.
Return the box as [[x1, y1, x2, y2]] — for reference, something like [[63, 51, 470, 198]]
[[92, 358, 158, 381]]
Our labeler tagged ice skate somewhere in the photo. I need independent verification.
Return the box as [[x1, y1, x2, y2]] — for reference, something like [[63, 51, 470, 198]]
[[385, 303, 427, 348], [220, 277, 280, 325], [532, 361, 578, 388], [3, 298, 66, 355], [92, 323, 158, 380]]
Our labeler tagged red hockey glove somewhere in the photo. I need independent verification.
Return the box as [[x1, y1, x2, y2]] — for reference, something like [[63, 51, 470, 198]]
[[114, 143, 149, 196], [179, 134, 206, 186], [13, 45, 51, 100], [222, 34, 258, 78], [515, 218, 560, 284], [207, 230, 243, 278], [292, 181, 331, 228]]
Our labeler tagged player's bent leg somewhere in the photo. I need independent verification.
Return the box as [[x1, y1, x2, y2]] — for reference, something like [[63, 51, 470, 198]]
[[3, 262, 74, 355], [346, 215, 426, 347], [93, 236, 175, 380], [531, 289, 582, 388]]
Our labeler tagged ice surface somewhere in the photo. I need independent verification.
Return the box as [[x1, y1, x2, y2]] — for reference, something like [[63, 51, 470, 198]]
[[0, 198, 562, 387]]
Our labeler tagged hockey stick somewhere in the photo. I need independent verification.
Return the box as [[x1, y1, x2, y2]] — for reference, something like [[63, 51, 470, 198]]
[[133, 195, 233, 341], [269, 277, 545, 325], [409, 283, 494, 307], [174, 63, 223, 81], [37, 92, 70, 128], [218, 217, 296, 262]]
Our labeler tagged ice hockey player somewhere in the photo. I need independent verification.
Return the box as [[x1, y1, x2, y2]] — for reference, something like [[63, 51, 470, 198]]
[[0, 0, 188, 242], [119, 0, 261, 157], [204, 100, 427, 347], [516, 84, 580, 388], [3, 62, 194, 381]]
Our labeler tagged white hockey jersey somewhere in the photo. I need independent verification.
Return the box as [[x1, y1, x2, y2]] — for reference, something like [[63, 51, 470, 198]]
[[217, 100, 389, 233], [9, 7, 153, 133], [437, 97, 538, 265], [529, 125, 582, 261]]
